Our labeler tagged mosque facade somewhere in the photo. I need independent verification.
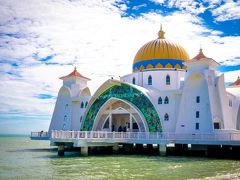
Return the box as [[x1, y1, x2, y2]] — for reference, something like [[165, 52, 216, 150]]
[[48, 26, 240, 136]]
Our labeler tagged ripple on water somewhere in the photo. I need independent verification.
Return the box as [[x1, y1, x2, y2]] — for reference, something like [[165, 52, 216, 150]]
[[0, 137, 240, 179]]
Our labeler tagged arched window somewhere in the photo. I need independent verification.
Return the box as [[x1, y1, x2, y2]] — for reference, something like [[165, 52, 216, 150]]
[[158, 97, 162, 104], [148, 75, 152, 85], [132, 77, 136, 84], [164, 96, 169, 104], [164, 113, 169, 121], [85, 101, 88, 108], [65, 104, 68, 110], [80, 116, 82, 122], [64, 115, 67, 121], [80, 102, 84, 108], [196, 111, 200, 118], [196, 96, 200, 103], [62, 124, 66, 130], [166, 75, 170, 85]]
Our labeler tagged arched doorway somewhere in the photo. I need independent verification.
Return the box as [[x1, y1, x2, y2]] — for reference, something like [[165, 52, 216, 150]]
[[82, 82, 162, 132], [92, 98, 148, 132]]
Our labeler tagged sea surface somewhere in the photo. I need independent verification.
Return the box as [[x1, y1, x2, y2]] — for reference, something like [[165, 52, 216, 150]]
[[0, 135, 240, 180]]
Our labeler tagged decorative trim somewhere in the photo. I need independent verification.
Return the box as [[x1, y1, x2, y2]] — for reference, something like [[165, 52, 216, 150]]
[[133, 59, 186, 71], [83, 84, 162, 132]]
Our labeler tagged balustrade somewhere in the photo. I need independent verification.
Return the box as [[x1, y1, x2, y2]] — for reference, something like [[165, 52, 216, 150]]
[[49, 130, 240, 142]]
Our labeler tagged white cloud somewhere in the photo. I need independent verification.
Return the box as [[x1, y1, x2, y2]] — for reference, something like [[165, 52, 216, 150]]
[[151, 0, 207, 14], [132, 4, 147, 10], [0, 0, 239, 133], [151, 0, 165, 4], [224, 69, 240, 83], [150, 0, 240, 22], [211, 1, 240, 22]]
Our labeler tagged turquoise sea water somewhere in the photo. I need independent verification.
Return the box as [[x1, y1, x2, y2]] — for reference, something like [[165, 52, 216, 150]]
[[0, 135, 240, 180]]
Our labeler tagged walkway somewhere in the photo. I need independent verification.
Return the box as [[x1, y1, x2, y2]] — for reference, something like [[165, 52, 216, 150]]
[[49, 130, 240, 147]]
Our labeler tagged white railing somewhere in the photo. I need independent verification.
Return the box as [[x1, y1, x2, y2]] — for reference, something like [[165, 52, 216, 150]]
[[51, 130, 240, 142], [31, 131, 49, 138]]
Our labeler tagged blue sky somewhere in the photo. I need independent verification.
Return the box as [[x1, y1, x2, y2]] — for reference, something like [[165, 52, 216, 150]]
[[0, 0, 239, 134]]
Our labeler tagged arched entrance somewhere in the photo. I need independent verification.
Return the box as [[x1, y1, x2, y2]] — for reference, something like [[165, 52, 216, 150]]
[[82, 82, 162, 132], [92, 98, 148, 132]]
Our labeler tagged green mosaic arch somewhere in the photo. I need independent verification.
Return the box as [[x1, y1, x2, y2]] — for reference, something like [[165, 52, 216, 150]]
[[83, 83, 162, 132]]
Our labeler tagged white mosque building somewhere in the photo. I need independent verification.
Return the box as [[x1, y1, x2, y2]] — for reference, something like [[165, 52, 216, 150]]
[[47, 26, 240, 137]]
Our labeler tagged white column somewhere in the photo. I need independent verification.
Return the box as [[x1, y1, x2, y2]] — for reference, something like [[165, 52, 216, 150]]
[[58, 145, 65, 156], [130, 114, 133, 132], [109, 114, 112, 132], [113, 144, 119, 153], [159, 144, 167, 156], [81, 147, 88, 156]]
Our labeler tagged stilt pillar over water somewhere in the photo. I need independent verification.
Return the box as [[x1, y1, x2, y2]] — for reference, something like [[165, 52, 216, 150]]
[[135, 144, 144, 153], [58, 145, 65, 156], [159, 144, 167, 156], [124, 144, 134, 153], [113, 144, 119, 153], [81, 147, 89, 156], [147, 144, 153, 149]]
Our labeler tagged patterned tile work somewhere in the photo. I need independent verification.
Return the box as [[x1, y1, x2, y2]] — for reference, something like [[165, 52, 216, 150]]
[[83, 84, 162, 132]]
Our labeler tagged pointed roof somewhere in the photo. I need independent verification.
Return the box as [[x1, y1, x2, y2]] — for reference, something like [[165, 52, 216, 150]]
[[191, 48, 208, 61], [229, 76, 240, 87], [158, 24, 165, 39], [60, 67, 91, 80]]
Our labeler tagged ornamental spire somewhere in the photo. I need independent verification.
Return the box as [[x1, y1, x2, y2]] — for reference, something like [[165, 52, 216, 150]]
[[199, 46, 203, 54], [229, 76, 240, 87], [158, 24, 165, 39]]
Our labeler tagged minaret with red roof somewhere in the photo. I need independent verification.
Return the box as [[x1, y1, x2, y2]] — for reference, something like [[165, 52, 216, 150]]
[[60, 67, 91, 81], [191, 47, 208, 61], [60, 67, 91, 91], [48, 66, 91, 133], [184, 48, 220, 74], [229, 76, 240, 87]]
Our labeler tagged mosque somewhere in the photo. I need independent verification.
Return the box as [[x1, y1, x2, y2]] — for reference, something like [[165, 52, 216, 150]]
[[48, 26, 240, 135], [31, 26, 240, 156]]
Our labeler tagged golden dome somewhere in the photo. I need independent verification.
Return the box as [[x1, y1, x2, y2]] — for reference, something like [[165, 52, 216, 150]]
[[133, 25, 189, 72]]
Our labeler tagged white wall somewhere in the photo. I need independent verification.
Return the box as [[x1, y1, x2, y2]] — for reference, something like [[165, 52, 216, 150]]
[[120, 69, 186, 133], [71, 95, 91, 131], [213, 74, 234, 129], [63, 77, 88, 89], [176, 72, 213, 134], [228, 92, 240, 129], [48, 86, 72, 132], [147, 89, 181, 133], [121, 69, 186, 91]]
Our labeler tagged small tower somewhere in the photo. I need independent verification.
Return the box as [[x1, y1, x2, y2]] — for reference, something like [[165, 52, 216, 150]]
[[48, 67, 91, 132], [177, 49, 234, 134], [59, 66, 91, 96]]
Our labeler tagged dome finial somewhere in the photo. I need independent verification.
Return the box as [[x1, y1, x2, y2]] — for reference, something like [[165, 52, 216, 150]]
[[199, 45, 203, 53], [158, 24, 165, 39]]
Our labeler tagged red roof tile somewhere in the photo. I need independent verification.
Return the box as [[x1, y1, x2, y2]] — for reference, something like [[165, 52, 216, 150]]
[[191, 48, 208, 61], [60, 67, 91, 80], [229, 76, 240, 87]]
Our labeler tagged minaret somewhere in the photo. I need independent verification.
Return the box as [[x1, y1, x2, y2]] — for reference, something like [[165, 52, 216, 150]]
[[49, 67, 91, 132], [60, 67, 91, 92]]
